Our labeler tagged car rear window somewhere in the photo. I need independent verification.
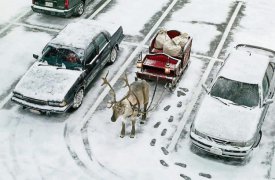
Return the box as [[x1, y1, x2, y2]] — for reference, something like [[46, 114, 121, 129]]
[[210, 77, 259, 107]]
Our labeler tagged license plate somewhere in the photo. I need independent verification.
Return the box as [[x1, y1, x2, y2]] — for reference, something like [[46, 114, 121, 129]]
[[210, 147, 222, 155], [30, 109, 41, 115], [45, 2, 53, 7]]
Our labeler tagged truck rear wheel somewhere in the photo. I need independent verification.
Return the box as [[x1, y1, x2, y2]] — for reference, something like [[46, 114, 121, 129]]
[[74, 1, 85, 17], [108, 47, 118, 64]]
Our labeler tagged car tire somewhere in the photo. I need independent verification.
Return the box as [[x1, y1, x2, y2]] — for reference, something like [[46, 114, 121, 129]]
[[74, 1, 85, 17], [108, 47, 118, 64], [72, 88, 84, 109]]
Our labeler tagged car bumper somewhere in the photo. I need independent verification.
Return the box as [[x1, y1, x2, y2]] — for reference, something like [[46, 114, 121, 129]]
[[190, 131, 253, 158], [31, 5, 75, 17], [11, 96, 71, 113]]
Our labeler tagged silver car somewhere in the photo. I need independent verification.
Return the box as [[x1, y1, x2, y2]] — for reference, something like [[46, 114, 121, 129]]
[[190, 44, 275, 158]]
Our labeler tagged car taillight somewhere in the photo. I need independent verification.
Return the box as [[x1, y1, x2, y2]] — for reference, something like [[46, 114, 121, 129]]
[[32, 0, 35, 4], [65, 0, 69, 9]]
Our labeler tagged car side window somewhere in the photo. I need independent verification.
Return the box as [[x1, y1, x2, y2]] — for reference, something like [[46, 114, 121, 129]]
[[267, 64, 274, 83], [94, 33, 108, 52], [262, 74, 269, 99], [86, 43, 97, 64]]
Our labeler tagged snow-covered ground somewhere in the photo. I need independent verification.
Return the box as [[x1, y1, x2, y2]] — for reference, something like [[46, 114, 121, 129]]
[[0, 0, 275, 179]]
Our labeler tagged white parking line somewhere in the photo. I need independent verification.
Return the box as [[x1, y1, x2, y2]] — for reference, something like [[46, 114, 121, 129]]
[[12, 22, 61, 32], [167, 1, 243, 152], [72, 0, 182, 128], [88, 0, 112, 19], [0, 8, 30, 36]]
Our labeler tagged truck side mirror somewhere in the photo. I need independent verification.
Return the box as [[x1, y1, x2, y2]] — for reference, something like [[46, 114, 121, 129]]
[[263, 99, 273, 106], [33, 54, 39, 59]]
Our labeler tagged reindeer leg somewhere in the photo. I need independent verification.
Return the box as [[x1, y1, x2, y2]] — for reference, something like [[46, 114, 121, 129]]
[[120, 121, 125, 138], [130, 119, 136, 138], [141, 103, 148, 124]]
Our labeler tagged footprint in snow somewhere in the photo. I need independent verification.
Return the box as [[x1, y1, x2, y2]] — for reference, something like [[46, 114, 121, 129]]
[[177, 91, 186, 97], [180, 174, 191, 180], [161, 129, 167, 136], [164, 105, 171, 111], [168, 116, 174, 122], [161, 147, 169, 155], [160, 160, 169, 167], [150, 139, 156, 146], [177, 101, 182, 107], [199, 173, 212, 179], [179, 87, 189, 92], [154, 121, 161, 128], [175, 162, 187, 168]]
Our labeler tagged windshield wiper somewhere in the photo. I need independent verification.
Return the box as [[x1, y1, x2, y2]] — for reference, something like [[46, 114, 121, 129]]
[[212, 96, 229, 106], [227, 101, 251, 109]]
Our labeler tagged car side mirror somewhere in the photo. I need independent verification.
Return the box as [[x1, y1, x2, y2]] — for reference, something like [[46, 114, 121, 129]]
[[202, 83, 210, 93], [263, 99, 273, 106], [33, 54, 39, 59]]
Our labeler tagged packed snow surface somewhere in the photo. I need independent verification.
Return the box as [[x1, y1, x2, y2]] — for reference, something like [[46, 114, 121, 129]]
[[14, 62, 81, 102], [194, 95, 262, 142], [220, 49, 269, 84], [51, 19, 120, 49]]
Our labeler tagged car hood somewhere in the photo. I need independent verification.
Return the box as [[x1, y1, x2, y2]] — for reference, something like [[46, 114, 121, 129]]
[[194, 95, 262, 142], [14, 62, 82, 102]]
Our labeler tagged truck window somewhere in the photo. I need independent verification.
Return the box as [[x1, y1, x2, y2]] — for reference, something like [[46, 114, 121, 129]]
[[95, 33, 108, 51], [86, 43, 97, 64]]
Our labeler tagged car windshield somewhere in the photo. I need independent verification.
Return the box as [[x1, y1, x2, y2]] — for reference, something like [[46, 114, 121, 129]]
[[41, 45, 82, 70], [210, 77, 259, 107]]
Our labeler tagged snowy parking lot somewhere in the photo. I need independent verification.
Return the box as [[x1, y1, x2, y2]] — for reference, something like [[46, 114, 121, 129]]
[[1, 0, 275, 179]]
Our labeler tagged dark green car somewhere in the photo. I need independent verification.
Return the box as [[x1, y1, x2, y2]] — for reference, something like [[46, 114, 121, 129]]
[[32, 0, 92, 17]]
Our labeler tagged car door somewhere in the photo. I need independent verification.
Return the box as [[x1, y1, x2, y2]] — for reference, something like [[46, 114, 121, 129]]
[[94, 32, 111, 68], [260, 64, 275, 123], [84, 42, 101, 86]]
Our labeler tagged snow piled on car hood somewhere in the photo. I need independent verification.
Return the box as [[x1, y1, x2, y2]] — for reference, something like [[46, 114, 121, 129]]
[[14, 62, 82, 102], [194, 95, 262, 142]]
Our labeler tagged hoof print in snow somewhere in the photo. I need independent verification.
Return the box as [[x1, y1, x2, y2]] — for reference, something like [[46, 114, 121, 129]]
[[175, 162, 187, 168], [160, 160, 169, 167], [180, 174, 191, 180], [154, 121, 161, 128], [168, 116, 174, 122], [161, 147, 169, 155], [177, 101, 182, 107], [150, 139, 156, 146], [177, 91, 186, 97], [179, 87, 189, 92], [199, 173, 212, 179], [161, 129, 167, 136], [164, 105, 171, 111]]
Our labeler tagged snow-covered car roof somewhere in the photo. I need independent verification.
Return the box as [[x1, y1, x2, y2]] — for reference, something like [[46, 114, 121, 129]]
[[219, 49, 270, 84], [50, 19, 120, 50]]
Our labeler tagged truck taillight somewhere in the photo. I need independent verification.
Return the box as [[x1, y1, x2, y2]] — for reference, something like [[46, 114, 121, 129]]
[[65, 0, 69, 9]]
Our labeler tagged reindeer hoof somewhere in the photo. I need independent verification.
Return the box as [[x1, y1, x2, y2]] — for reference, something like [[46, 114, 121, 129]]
[[130, 135, 135, 138], [140, 121, 145, 124], [120, 135, 125, 138]]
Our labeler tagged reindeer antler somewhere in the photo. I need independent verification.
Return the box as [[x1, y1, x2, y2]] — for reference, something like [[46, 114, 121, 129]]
[[122, 73, 131, 92], [101, 71, 116, 102]]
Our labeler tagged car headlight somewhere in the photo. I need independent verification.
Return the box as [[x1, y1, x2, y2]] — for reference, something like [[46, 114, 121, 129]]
[[13, 92, 23, 99], [48, 101, 67, 107], [229, 139, 254, 147]]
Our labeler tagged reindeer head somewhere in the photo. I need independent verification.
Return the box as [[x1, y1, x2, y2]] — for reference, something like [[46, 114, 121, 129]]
[[101, 72, 131, 122]]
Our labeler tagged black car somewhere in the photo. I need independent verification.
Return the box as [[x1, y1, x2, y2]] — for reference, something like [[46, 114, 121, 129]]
[[32, 0, 93, 17], [11, 19, 124, 114]]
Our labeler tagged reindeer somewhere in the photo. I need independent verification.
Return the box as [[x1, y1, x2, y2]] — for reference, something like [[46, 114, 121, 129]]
[[101, 72, 150, 138]]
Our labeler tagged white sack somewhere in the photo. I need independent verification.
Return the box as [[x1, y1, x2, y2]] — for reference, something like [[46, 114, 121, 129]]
[[154, 29, 171, 49], [163, 39, 182, 57], [172, 32, 189, 48]]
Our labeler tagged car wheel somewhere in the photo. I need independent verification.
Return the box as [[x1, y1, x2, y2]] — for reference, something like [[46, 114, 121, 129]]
[[72, 88, 84, 109], [74, 1, 85, 17], [108, 47, 118, 64]]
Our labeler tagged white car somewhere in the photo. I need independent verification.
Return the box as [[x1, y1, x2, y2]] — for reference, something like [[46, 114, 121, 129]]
[[190, 44, 275, 158]]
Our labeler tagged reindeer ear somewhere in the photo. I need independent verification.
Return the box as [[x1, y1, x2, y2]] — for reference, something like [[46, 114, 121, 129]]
[[107, 100, 113, 108]]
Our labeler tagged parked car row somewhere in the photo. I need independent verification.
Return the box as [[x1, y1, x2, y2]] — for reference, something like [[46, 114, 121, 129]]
[[12, 4, 275, 159]]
